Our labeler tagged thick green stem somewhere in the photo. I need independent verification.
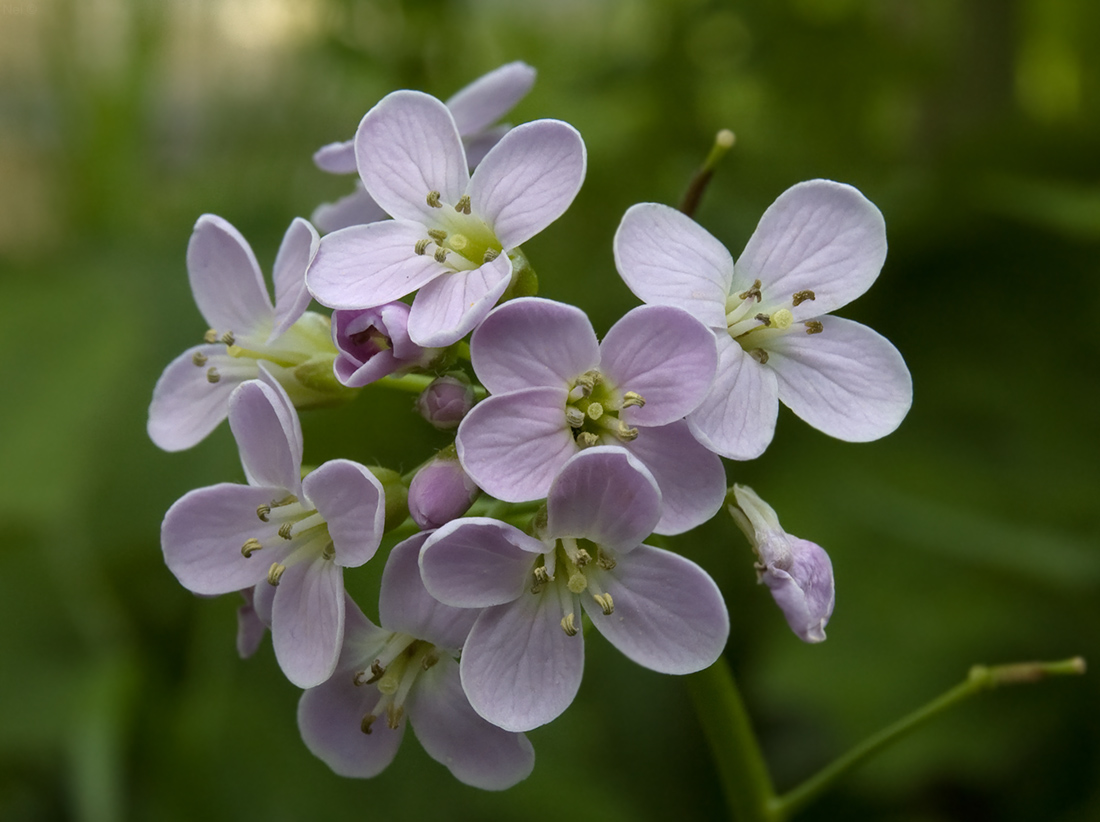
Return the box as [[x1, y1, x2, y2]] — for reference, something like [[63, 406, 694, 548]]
[[376, 372, 487, 400]]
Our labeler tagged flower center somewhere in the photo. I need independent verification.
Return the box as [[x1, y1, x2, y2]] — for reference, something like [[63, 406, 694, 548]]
[[194, 312, 337, 384], [724, 281, 823, 363], [530, 538, 619, 636], [564, 369, 646, 448], [415, 191, 503, 270], [239, 495, 336, 584], [352, 634, 441, 733]]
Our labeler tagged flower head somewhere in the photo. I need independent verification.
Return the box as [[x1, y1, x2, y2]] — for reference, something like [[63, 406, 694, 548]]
[[331, 302, 439, 387]]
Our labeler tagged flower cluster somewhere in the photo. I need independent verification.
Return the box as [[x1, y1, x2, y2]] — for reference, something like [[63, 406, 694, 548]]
[[151, 62, 911, 788]]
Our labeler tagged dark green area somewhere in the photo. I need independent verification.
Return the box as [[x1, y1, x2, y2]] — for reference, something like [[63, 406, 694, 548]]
[[1, 1, 1097, 820]]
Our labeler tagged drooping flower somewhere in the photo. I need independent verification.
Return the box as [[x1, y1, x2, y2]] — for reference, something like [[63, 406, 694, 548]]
[[311, 61, 538, 233], [331, 302, 440, 388], [149, 214, 346, 451], [613, 180, 913, 460], [728, 484, 834, 643], [456, 297, 724, 535], [297, 533, 535, 789], [419, 446, 730, 732], [161, 370, 385, 687], [306, 91, 586, 347]]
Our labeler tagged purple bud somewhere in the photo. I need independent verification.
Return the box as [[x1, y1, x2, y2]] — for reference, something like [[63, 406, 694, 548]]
[[409, 454, 480, 530], [416, 375, 475, 430], [729, 485, 835, 643], [332, 303, 437, 387]]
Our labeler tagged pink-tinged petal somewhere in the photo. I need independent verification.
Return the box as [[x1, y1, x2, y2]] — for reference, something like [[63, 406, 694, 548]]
[[470, 298, 600, 395], [270, 218, 319, 341], [463, 125, 508, 168], [766, 315, 912, 442], [456, 387, 577, 502], [546, 447, 660, 552], [187, 214, 273, 335], [312, 184, 389, 234], [355, 90, 469, 223], [254, 364, 304, 469], [228, 379, 302, 494], [271, 558, 345, 688], [600, 305, 718, 426], [380, 533, 478, 650], [297, 670, 405, 778], [405, 253, 512, 347], [585, 544, 728, 674], [469, 120, 586, 249], [735, 180, 887, 317], [236, 588, 267, 658], [313, 139, 357, 174], [148, 345, 246, 451], [420, 519, 542, 610], [688, 334, 779, 461], [613, 203, 733, 329], [303, 460, 384, 569], [407, 657, 535, 790], [253, 579, 274, 626], [460, 595, 584, 732], [446, 61, 536, 137], [624, 421, 726, 536], [161, 483, 282, 595], [306, 220, 443, 309], [338, 593, 391, 668]]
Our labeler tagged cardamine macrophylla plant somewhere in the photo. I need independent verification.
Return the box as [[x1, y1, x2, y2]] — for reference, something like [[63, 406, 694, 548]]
[[151, 63, 1082, 817]]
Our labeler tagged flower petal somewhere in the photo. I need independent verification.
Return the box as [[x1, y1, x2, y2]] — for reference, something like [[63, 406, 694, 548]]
[[456, 387, 576, 502], [735, 180, 887, 317], [463, 124, 508, 169], [613, 203, 733, 329], [147, 345, 245, 451], [236, 588, 267, 658], [355, 90, 469, 223], [623, 421, 726, 536], [186, 214, 273, 336], [270, 218, 319, 341], [687, 334, 779, 461], [460, 595, 584, 732], [407, 657, 535, 790], [584, 544, 728, 674], [546, 447, 661, 552], [302, 460, 384, 569], [306, 220, 444, 309], [766, 315, 912, 441], [468, 120, 586, 250], [420, 519, 542, 610], [600, 305, 717, 426], [313, 139, 357, 174], [405, 252, 512, 347], [271, 558, 345, 688], [380, 533, 478, 651], [312, 184, 389, 234], [446, 61, 537, 137], [470, 297, 599, 395], [228, 378, 302, 494]]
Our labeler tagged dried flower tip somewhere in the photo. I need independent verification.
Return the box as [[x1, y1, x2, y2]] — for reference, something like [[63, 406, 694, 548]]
[[433, 247, 449, 264], [256, 503, 271, 521], [220, 331, 235, 346], [804, 321, 824, 335], [191, 351, 208, 367], [593, 592, 614, 615], [620, 391, 645, 409], [483, 248, 499, 263], [426, 190, 442, 208], [206, 367, 220, 384], [203, 329, 219, 344], [277, 522, 293, 540], [415, 238, 430, 255], [454, 194, 472, 214], [427, 228, 447, 242], [561, 612, 578, 636], [267, 562, 286, 586], [585, 402, 604, 421], [360, 713, 377, 734], [739, 279, 763, 301], [792, 289, 816, 306], [749, 349, 769, 365], [240, 538, 263, 558], [565, 407, 585, 428]]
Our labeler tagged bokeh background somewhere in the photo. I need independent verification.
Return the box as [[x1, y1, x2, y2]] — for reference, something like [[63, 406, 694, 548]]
[[1, 0, 1098, 820]]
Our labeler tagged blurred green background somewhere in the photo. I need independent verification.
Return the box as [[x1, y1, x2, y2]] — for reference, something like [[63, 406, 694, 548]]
[[1, 0, 1098, 820]]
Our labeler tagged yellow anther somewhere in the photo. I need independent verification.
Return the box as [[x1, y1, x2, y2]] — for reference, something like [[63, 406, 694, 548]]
[[415, 238, 430, 255], [585, 402, 604, 421], [267, 562, 286, 586], [367, 659, 386, 683], [278, 522, 293, 540], [739, 279, 762, 301], [427, 228, 447, 242], [615, 422, 639, 442], [241, 538, 263, 558], [597, 555, 617, 570], [321, 543, 335, 561], [561, 613, 578, 636], [804, 321, 824, 335], [534, 566, 550, 584], [749, 349, 770, 365], [353, 670, 370, 687], [593, 592, 614, 615], [257, 504, 271, 521], [220, 331, 235, 346], [426, 191, 442, 208], [754, 313, 771, 327], [434, 247, 448, 264], [565, 407, 585, 428], [771, 308, 794, 330], [620, 391, 645, 409], [360, 713, 377, 735], [574, 548, 592, 568], [204, 329, 219, 343], [191, 351, 208, 367], [206, 367, 220, 384], [792, 289, 816, 306], [483, 248, 499, 263], [454, 194, 472, 214], [576, 432, 600, 448], [567, 570, 587, 594], [448, 233, 468, 251]]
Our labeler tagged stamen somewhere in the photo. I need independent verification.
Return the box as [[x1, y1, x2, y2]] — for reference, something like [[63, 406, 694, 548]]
[[361, 713, 377, 734], [427, 228, 447, 242], [386, 703, 404, 730], [256, 504, 270, 521], [574, 548, 592, 568], [367, 659, 386, 684], [426, 191, 442, 208], [206, 367, 220, 383], [754, 313, 771, 327], [585, 402, 604, 421], [792, 289, 816, 306], [483, 248, 499, 263], [620, 391, 645, 409], [353, 670, 370, 687], [597, 554, 617, 570], [415, 238, 430, 255], [241, 538, 263, 558], [321, 542, 335, 561], [615, 421, 639, 442], [421, 650, 440, 670], [565, 407, 585, 428], [561, 612, 578, 636], [804, 321, 824, 335], [433, 247, 448, 263], [267, 562, 286, 586], [749, 349, 769, 364], [454, 194, 472, 214], [191, 351, 208, 367], [739, 279, 762, 301], [593, 592, 615, 615], [220, 331, 235, 346], [203, 329, 219, 343], [576, 432, 599, 448], [534, 566, 550, 585], [278, 522, 294, 540]]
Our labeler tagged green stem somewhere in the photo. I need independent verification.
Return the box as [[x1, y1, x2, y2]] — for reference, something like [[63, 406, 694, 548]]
[[679, 129, 736, 218], [376, 372, 488, 400], [773, 656, 1087, 820], [686, 657, 776, 822]]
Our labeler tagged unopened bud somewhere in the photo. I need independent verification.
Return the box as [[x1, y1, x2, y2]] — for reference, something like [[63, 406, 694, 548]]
[[416, 375, 475, 430], [332, 304, 438, 388], [408, 453, 480, 530]]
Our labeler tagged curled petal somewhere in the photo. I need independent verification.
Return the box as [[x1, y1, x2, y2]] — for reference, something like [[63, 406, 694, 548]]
[[270, 218, 319, 341], [148, 345, 245, 451], [271, 558, 345, 688], [446, 61, 536, 137], [313, 139, 358, 174], [303, 460, 384, 569], [405, 252, 512, 347], [187, 214, 273, 336]]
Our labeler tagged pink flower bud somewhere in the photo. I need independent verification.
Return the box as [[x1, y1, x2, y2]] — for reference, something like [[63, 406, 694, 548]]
[[409, 455, 480, 530], [417, 375, 475, 430], [332, 303, 436, 387]]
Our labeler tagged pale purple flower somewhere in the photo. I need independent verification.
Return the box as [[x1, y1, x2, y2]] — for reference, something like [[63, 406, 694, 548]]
[[416, 375, 475, 429], [149, 214, 341, 452], [456, 297, 724, 535], [331, 302, 439, 387], [297, 533, 535, 789], [161, 371, 385, 688], [419, 447, 730, 732], [311, 62, 537, 233], [614, 181, 913, 460], [408, 452, 480, 530], [306, 90, 586, 348], [729, 484, 834, 643]]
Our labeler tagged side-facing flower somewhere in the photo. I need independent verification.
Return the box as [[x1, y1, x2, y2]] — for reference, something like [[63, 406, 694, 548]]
[[419, 446, 730, 732], [331, 302, 439, 387], [456, 297, 724, 535], [614, 181, 913, 460], [311, 61, 537, 233], [298, 533, 535, 789], [161, 371, 385, 687], [728, 484, 834, 643], [306, 91, 586, 347], [149, 214, 344, 451]]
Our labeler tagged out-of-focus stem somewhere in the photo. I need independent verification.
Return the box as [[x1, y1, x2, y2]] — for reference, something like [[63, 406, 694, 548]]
[[679, 129, 736, 218]]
